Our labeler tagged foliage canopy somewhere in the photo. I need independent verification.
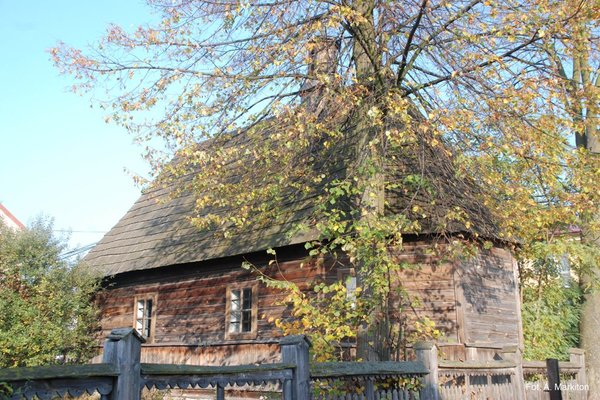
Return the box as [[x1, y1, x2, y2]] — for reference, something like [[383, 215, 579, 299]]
[[51, 0, 599, 248], [52, 0, 599, 360], [0, 219, 99, 367]]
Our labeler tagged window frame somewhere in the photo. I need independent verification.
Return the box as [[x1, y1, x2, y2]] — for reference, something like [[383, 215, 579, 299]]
[[133, 293, 158, 344], [337, 267, 357, 298], [225, 282, 258, 340]]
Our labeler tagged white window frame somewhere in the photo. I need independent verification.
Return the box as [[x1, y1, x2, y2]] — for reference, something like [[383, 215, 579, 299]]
[[225, 283, 258, 340], [133, 294, 157, 343]]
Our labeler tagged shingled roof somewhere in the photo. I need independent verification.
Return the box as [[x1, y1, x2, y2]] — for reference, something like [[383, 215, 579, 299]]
[[84, 103, 499, 277]]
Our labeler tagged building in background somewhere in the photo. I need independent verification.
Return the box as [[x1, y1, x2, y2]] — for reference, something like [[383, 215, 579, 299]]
[[0, 203, 24, 230]]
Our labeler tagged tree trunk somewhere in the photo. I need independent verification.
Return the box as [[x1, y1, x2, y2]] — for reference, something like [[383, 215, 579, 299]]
[[576, 21, 600, 397], [580, 130, 599, 399], [353, 95, 387, 361], [349, 0, 389, 361], [580, 280, 600, 399]]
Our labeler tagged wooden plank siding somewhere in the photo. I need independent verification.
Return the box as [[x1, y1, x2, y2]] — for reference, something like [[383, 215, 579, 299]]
[[456, 247, 521, 349], [98, 269, 317, 343], [94, 241, 521, 365]]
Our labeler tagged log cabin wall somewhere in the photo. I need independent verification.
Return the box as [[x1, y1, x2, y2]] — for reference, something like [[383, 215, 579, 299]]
[[455, 247, 523, 353], [93, 241, 521, 365], [392, 241, 461, 345], [95, 245, 322, 365], [397, 244, 522, 361]]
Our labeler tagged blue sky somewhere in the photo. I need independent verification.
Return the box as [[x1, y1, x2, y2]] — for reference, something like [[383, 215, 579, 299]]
[[0, 1, 156, 251]]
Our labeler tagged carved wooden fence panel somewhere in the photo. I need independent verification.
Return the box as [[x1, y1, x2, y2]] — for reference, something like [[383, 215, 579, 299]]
[[0, 328, 588, 400], [437, 364, 518, 400], [416, 343, 522, 400], [310, 361, 426, 399], [0, 329, 426, 400], [0, 363, 116, 399], [522, 349, 588, 400], [0, 329, 304, 400]]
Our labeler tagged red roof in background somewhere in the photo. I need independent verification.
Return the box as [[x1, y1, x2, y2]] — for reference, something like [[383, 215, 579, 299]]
[[0, 203, 25, 230]]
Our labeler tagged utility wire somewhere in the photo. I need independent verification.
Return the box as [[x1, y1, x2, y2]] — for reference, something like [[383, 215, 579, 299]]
[[53, 230, 107, 234], [59, 243, 97, 260]]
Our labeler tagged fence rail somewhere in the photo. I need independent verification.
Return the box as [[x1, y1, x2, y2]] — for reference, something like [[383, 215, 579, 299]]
[[141, 363, 295, 393], [310, 361, 427, 400], [0, 363, 117, 381], [311, 361, 429, 378], [522, 349, 588, 400]]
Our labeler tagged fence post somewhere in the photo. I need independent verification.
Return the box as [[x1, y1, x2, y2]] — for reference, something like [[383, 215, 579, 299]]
[[500, 345, 525, 400], [216, 383, 225, 400], [546, 358, 562, 400], [569, 348, 587, 400], [280, 335, 311, 400], [414, 341, 439, 400], [102, 327, 145, 400]]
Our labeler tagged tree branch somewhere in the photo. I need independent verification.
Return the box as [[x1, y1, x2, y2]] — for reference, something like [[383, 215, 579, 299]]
[[404, 32, 540, 96], [396, 0, 428, 86]]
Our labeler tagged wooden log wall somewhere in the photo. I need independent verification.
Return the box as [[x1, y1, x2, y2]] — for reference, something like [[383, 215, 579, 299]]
[[95, 241, 522, 364], [393, 241, 460, 344], [96, 246, 323, 365], [455, 247, 522, 349]]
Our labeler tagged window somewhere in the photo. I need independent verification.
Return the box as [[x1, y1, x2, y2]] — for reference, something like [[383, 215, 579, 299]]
[[230, 288, 252, 333], [338, 267, 357, 303], [133, 294, 157, 342], [226, 283, 258, 339], [559, 255, 572, 288]]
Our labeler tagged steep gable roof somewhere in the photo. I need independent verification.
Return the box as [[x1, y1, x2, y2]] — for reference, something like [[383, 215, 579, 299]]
[[83, 179, 319, 276], [84, 105, 499, 277]]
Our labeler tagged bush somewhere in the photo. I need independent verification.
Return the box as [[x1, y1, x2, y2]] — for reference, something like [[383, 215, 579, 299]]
[[0, 218, 99, 367]]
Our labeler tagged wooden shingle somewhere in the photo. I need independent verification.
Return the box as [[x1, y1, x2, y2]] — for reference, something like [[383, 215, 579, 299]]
[[84, 107, 499, 277]]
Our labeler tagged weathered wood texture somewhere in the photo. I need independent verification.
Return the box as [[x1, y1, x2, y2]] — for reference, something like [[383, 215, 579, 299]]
[[312, 387, 420, 400], [311, 343, 539, 400], [311, 361, 428, 378], [95, 249, 324, 365], [0, 364, 116, 381], [1, 330, 431, 400], [391, 245, 460, 344], [455, 247, 521, 348], [133, 343, 281, 365], [0, 364, 116, 399], [102, 328, 144, 400], [436, 343, 522, 400], [95, 241, 521, 364], [0, 330, 305, 400], [415, 342, 439, 400], [523, 349, 588, 400], [0, 329, 588, 400]]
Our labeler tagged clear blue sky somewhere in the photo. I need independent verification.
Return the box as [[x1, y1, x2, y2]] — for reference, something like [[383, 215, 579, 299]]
[[0, 0, 156, 251]]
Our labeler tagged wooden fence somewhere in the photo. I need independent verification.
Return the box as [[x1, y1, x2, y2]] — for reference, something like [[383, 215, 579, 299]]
[[522, 349, 588, 400], [418, 343, 588, 400], [0, 329, 428, 400], [310, 361, 427, 399], [0, 328, 588, 400], [433, 345, 523, 400]]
